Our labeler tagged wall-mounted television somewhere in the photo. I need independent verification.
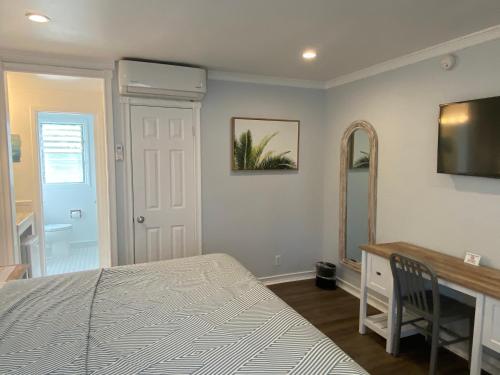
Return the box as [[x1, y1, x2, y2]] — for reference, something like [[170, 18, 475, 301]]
[[437, 96, 500, 178]]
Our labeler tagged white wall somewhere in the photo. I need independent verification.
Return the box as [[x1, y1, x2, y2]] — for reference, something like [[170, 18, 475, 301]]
[[323, 38, 500, 284], [200, 79, 326, 277]]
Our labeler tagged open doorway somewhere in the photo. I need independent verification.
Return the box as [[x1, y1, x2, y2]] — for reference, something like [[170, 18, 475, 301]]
[[4, 71, 109, 276], [38, 112, 99, 275]]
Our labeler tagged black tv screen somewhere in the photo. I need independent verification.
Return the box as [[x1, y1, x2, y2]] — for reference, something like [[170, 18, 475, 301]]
[[438, 96, 500, 178]]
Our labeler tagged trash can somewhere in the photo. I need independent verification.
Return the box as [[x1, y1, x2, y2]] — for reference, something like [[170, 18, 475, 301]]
[[315, 261, 336, 290]]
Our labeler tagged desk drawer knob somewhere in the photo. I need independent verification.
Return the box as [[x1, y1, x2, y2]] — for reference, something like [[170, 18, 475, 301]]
[[376, 271, 382, 276]]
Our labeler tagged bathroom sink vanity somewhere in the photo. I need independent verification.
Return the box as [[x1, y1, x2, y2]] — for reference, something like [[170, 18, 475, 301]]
[[0, 264, 29, 283], [15, 210, 39, 277], [16, 211, 35, 237]]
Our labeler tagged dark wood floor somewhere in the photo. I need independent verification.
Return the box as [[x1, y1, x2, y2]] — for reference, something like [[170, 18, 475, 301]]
[[269, 279, 474, 375]]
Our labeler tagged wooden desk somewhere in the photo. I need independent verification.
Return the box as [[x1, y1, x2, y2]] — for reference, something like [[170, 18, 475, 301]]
[[0, 264, 29, 282], [359, 242, 500, 375]]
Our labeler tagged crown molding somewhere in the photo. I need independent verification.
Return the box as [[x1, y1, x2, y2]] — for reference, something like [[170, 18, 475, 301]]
[[2, 24, 499, 90], [0, 48, 115, 71], [207, 70, 324, 89], [209, 24, 500, 90], [325, 24, 500, 89]]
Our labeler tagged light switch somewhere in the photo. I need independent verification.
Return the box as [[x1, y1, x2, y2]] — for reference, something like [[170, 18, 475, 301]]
[[115, 144, 124, 161]]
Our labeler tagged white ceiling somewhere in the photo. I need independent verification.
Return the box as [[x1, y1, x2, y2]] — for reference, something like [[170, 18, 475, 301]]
[[1, 0, 500, 81]]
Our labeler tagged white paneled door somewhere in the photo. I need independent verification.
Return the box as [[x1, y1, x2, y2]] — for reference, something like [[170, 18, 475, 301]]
[[131, 105, 197, 263]]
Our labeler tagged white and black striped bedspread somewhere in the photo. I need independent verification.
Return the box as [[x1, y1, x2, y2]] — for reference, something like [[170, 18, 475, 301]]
[[0, 253, 368, 374]]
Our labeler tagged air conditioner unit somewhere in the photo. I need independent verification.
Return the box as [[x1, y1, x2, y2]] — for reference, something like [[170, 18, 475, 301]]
[[118, 60, 206, 101]]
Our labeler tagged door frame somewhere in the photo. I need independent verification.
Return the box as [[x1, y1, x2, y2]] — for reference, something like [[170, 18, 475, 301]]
[[0, 61, 118, 269], [120, 96, 202, 265], [0, 62, 17, 265]]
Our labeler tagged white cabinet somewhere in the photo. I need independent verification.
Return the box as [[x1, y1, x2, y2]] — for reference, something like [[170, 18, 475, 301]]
[[366, 253, 393, 297], [483, 297, 500, 352]]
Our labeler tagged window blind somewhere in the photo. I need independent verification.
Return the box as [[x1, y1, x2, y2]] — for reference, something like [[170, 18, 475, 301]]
[[41, 123, 85, 184]]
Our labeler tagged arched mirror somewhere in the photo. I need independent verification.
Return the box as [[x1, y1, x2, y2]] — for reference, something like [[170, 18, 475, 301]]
[[339, 120, 378, 272]]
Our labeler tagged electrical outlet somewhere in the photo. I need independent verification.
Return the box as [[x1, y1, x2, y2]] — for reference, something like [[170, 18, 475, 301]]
[[274, 255, 281, 266]]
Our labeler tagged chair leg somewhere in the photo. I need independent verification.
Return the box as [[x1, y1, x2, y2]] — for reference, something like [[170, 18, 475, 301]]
[[426, 322, 432, 343], [468, 315, 474, 369], [393, 304, 403, 356], [429, 323, 440, 375]]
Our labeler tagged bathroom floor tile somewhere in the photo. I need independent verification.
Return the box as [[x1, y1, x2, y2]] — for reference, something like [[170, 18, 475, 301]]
[[45, 246, 99, 276]]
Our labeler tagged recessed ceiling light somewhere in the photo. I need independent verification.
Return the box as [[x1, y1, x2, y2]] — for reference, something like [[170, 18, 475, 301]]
[[302, 50, 317, 60], [26, 12, 50, 23]]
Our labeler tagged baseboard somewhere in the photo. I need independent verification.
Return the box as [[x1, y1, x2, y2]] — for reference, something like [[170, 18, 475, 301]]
[[259, 271, 388, 313], [259, 270, 315, 285], [336, 277, 388, 313]]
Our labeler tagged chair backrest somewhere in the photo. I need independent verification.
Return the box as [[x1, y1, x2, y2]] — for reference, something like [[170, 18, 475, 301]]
[[390, 253, 440, 320]]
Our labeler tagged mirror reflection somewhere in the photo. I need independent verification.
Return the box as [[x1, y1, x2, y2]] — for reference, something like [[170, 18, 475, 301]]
[[345, 130, 370, 263]]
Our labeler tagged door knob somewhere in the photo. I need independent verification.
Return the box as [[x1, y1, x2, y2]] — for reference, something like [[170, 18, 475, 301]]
[[136, 216, 145, 223]]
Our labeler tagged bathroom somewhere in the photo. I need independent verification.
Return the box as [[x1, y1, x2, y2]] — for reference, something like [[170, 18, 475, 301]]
[[6, 71, 105, 276]]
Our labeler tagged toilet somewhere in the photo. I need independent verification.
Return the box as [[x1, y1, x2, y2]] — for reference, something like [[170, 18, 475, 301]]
[[44, 224, 73, 257]]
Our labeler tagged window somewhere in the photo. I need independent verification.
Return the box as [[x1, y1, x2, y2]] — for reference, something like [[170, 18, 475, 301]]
[[40, 122, 86, 184]]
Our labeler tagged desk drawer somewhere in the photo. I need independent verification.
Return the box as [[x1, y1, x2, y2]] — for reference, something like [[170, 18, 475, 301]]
[[483, 297, 500, 352], [366, 254, 392, 297]]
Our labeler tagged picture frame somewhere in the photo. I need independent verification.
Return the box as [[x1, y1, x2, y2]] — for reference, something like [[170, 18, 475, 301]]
[[231, 117, 300, 171], [11, 134, 21, 163]]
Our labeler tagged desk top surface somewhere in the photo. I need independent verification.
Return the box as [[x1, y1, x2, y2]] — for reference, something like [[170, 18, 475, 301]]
[[360, 242, 500, 300]]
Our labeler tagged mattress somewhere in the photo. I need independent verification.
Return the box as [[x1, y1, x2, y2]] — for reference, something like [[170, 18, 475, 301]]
[[0, 253, 368, 374]]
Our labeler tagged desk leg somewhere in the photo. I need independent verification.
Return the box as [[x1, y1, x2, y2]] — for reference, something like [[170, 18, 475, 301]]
[[470, 293, 484, 375], [359, 251, 368, 334], [386, 289, 396, 354]]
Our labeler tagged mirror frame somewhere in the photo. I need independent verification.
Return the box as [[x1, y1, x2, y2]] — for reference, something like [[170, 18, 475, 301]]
[[338, 120, 378, 272]]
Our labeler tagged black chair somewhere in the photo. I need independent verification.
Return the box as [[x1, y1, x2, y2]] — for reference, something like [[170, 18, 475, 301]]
[[389, 253, 475, 375]]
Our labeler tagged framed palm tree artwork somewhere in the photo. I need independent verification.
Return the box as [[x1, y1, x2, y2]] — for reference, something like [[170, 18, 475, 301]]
[[231, 117, 299, 171]]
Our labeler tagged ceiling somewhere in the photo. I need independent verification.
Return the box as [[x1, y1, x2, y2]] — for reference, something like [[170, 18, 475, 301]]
[[1, 0, 500, 82]]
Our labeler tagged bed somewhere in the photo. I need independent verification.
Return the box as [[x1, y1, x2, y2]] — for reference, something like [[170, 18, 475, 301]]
[[0, 253, 368, 374]]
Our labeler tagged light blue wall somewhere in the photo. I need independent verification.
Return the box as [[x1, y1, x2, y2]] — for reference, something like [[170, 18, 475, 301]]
[[40, 112, 98, 246], [113, 38, 500, 281], [323, 38, 500, 286], [200, 80, 326, 277]]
